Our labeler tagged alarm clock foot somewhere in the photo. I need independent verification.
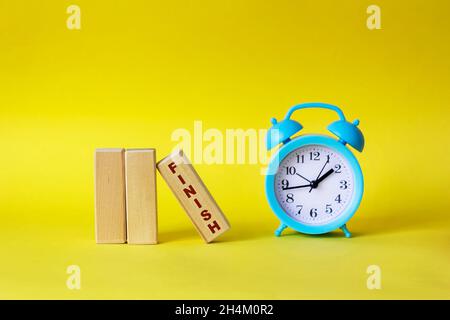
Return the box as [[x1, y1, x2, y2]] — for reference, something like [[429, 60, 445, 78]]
[[340, 225, 351, 238], [275, 223, 287, 237]]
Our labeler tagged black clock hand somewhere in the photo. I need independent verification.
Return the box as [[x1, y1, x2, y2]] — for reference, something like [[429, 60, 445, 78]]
[[309, 168, 335, 192], [315, 168, 334, 184], [295, 173, 312, 183], [315, 157, 330, 181], [282, 184, 311, 191], [309, 156, 330, 192]]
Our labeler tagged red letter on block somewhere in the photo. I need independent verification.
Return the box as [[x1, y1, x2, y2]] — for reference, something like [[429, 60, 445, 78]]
[[183, 185, 197, 198], [201, 209, 212, 221], [168, 162, 177, 174], [207, 220, 221, 234]]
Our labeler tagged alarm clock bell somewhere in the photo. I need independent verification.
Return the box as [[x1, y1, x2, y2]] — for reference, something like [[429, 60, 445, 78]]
[[266, 102, 365, 152]]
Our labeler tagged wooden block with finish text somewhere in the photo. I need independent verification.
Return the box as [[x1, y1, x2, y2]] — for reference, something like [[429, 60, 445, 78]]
[[125, 149, 158, 244], [157, 149, 230, 243], [94, 148, 127, 243]]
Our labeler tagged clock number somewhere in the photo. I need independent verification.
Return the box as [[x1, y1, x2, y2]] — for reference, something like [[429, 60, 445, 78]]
[[340, 180, 348, 189], [281, 179, 289, 189], [310, 208, 318, 218], [286, 193, 294, 203], [296, 154, 304, 164], [335, 194, 342, 204], [309, 151, 320, 161], [286, 166, 296, 175], [325, 204, 333, 214], [334, 164, 342, 173], [296, 205, 303, 215]]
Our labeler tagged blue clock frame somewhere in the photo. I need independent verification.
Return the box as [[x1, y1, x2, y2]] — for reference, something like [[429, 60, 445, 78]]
[[264, 102, 365, 238]]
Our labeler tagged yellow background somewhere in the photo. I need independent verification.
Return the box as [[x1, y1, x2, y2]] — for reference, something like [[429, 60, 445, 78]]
[[0, 0, 449, 299]]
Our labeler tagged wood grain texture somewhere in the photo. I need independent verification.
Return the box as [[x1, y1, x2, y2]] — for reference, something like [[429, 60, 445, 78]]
[[125, 149, 158, 244], [94, 149, 127, 243], [157, 149, 230, 243]]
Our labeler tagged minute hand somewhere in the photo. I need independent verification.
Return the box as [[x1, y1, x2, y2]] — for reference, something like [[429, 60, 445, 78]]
[[315, 168, 334, 185], [282, 184, 311, 191]]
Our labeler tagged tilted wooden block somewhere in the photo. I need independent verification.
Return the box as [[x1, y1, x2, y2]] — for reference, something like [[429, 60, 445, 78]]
[[157, 149, 230, 243], [125, 149, 158, 244], [94, 149, 127, 243]]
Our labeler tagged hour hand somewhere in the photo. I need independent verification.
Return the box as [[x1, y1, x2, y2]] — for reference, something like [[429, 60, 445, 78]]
[[282, 184, 311, 191], [309, 168, 335, 192], [316, 168, 334, 184]]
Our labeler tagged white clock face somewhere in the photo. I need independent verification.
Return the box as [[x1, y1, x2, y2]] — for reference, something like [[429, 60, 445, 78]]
[[274, 145, 354, 225]]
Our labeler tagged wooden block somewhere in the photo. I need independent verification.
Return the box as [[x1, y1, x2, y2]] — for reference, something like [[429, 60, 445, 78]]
[[94, 149, 127, 243], [125, 149, 158, 244], [157, 149, 230, 243]]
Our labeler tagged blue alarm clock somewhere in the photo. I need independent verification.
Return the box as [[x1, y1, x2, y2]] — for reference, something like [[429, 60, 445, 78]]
[[265, 102, 364, 238]]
